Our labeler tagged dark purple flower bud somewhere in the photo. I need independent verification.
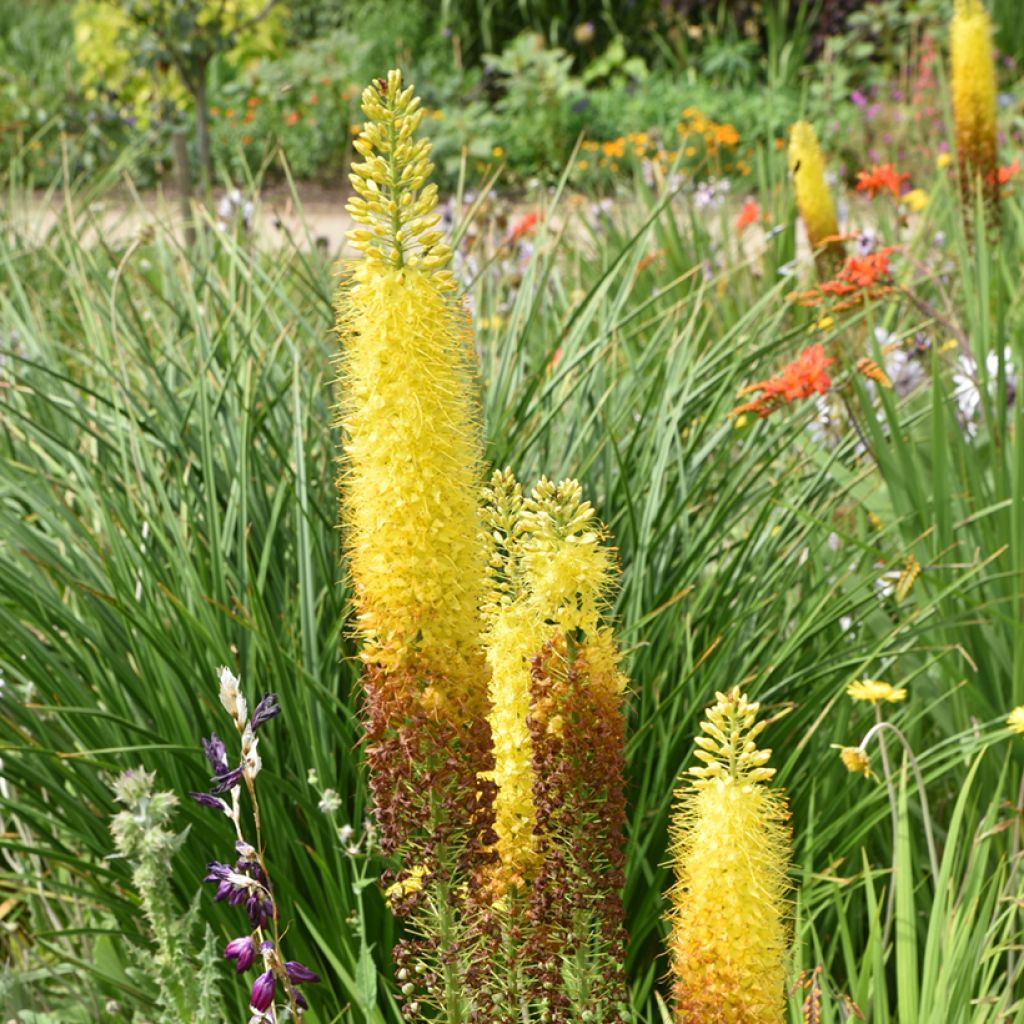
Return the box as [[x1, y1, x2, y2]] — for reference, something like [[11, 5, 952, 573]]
[[214, 880, 233, 901], [211, 765, 244, 794], [250, 693, 281, 730], [295, 992, 308, 1010], [250, 970, 276, 1012], [285, 961, 321, 985], [246, 893, 272, 928], [204, 861, 232, 883], [228, 886, 248, 907], [202, 733, 229, 774], [190, 791, 229, 812], [224, 936, 257, 973]]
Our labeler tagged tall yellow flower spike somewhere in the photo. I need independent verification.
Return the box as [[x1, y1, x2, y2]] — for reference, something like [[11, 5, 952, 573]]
[[668, 688, 791, 1024], [336, 69, 485, 704], [950, 0, 998, 200], [788, 121, 844, 276], [480, 470, 621, 890]]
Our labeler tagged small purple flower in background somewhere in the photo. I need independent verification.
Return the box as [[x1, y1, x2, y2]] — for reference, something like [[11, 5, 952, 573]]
[[190, 791, 230, 813], [251, 693, 280, 731], [211, 764, 244, 794], [225, 936, 258, 973], [250, 970, 276, 1012], [285, 961, 321, 984], [193, 666, 319, 1016], [850, 89, 868, 109], [202, 733, 229, 775]]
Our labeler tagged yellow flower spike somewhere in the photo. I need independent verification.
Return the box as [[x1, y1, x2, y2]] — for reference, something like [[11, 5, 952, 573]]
[[846, 679, 907, 704], [950, 0, 998, 199], [480, 470, 622, 891], [335, 70, 486, 702], [788, 121, 845, 277], [1007, 706, 1024, 734], [669, 687, 791, 1024]]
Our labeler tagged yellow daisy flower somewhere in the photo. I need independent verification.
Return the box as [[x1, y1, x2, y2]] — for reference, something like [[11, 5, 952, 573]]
[[846, 679, 907, 704]]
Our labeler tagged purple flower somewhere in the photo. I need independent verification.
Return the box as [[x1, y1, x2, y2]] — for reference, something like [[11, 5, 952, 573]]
[[211, 765, 244, 794], [850, 89, 868, 108], [251, 693, 281, 731], [285, 961, 321, 984], [190, 791, 229, 812], [225, 936, 257, 973], [250, 970, 276, 1012], [202, 733, 229, 775], [246, 891, 272, 928]]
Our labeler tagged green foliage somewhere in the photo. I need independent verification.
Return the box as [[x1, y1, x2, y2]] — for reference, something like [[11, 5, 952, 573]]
[[72, 0, 283, 123], [109, 769, 226, 1024]]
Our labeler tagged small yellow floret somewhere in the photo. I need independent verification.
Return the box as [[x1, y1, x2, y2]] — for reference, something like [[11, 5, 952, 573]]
[[1007, 705, 1024, 735], [902, 188, 930, 212], [838, 745, 874, 778], [846, 679, 907, 704]]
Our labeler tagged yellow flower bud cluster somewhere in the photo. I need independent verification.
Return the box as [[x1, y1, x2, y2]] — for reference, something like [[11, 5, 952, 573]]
[[669, 688, 790, 1024], [346, 69, 454, 288]]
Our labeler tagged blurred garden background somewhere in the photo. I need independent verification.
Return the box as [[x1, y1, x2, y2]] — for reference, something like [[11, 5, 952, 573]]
[[2, 1, 1024, 1022]]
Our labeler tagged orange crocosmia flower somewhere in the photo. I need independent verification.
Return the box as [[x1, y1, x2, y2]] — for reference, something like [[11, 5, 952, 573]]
[[736, 198, 761, 233], [507, 211, 542, 242], [800, 246, 897, 305], [731, 344, 834, 418], [855, 163, 910, 199], [991, 158, 1020, 185]]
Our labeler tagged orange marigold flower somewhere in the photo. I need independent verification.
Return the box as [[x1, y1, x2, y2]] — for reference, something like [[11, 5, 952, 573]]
[[285, 111, 301, 126], [715, 122, 740, 147], [736, 198, 761, 233], [855, 163, 911, 199], [246, 96, 259, 109], [731, 344, 834, 418]]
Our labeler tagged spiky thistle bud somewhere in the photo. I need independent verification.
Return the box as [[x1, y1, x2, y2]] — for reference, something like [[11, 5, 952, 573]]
[[479, 470, 628, 1019], [334, 70, 495, 896], [788, 121, 844, 277], [950, 0, 999, 204], [668, 688, 791, 1024]]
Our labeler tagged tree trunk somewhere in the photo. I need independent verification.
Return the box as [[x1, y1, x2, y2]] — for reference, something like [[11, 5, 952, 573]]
[[195, 66, 212, 202], [171, 130, 196, 248]]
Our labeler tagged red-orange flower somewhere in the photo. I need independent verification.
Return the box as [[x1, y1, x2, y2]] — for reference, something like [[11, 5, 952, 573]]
[[795, 246, 897, 307], [736, 198, 761, 233], [285, 111, 301, 127], [731, 344, 834, 418], [855, 163, 910, 199], [507, 211, 542, 243], [988, 158, 1020, 186]]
